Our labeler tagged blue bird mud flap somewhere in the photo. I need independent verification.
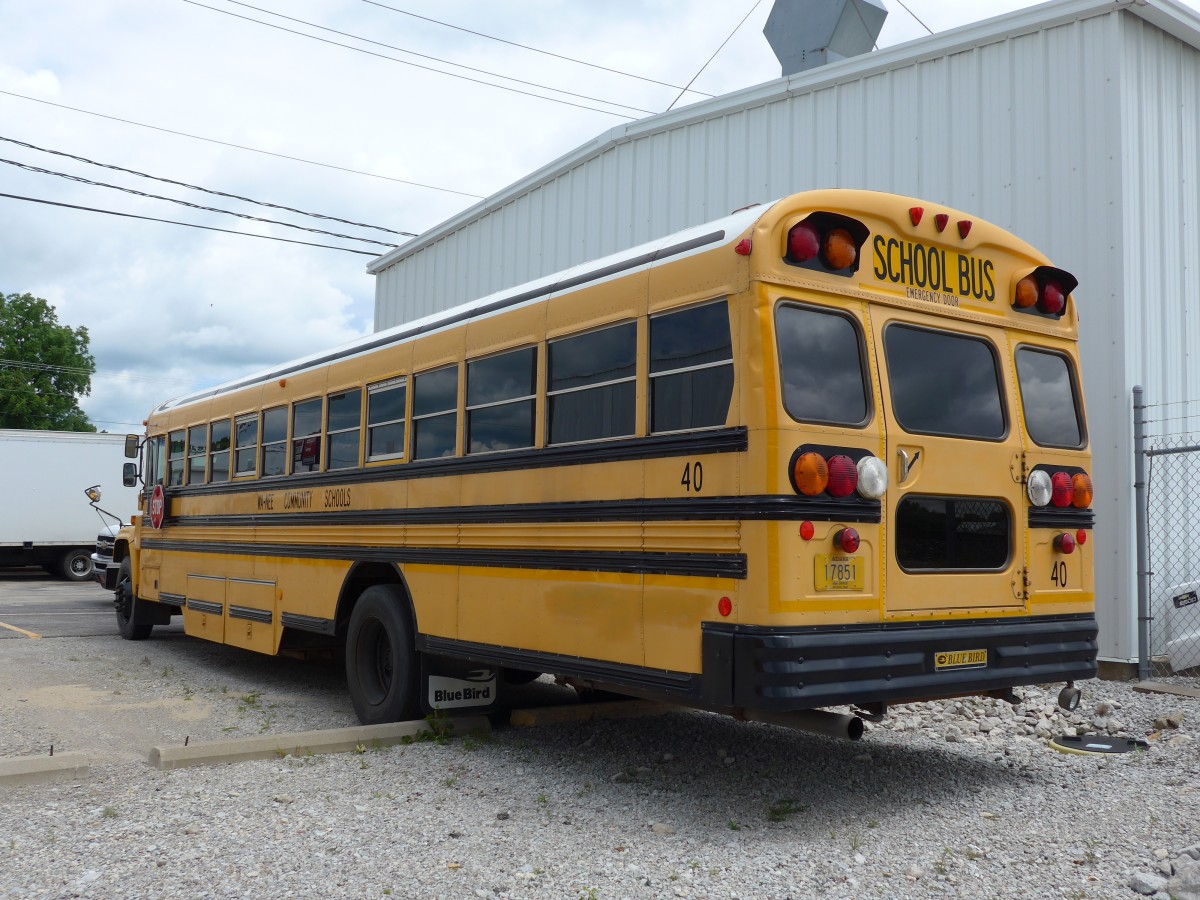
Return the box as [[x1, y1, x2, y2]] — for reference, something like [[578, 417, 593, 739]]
[[419, 654, 502, 718]]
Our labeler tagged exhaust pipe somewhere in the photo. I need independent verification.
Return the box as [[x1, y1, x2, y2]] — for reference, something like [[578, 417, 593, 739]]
[[742, 708, 865, 741]]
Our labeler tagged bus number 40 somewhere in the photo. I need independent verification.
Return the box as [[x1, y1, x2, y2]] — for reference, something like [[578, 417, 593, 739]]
[[681, 461, 703, 493], [1050, 560, 1068, 588]]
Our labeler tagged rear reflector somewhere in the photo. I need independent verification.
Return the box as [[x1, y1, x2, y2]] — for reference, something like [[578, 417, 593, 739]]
[[834, 527, 860, 553]]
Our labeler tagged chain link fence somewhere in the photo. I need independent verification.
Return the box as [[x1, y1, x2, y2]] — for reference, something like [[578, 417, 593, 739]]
[[1135, 388, 1200, 678]]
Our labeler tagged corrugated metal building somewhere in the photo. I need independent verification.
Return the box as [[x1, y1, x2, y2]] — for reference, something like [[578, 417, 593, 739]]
[[369, 0, 1200, 665]]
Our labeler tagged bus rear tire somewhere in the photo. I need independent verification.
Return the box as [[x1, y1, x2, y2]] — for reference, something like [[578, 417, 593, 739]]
[[115, 558, 153, 640], [345, 585, 418, 725], [60, 548, 93, 582]]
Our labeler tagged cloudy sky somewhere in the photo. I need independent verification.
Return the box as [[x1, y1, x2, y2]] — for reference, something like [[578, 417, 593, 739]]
[[3, 0, 1197, 433]]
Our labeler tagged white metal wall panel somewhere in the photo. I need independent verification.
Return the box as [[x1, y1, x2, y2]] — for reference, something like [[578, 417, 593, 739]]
[[370, 3, 1200, 661], [1119, 13, 1200, 660]]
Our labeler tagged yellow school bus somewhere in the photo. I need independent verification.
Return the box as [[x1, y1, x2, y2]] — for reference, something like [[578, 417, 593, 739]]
[[104, 189, 1097, 735]]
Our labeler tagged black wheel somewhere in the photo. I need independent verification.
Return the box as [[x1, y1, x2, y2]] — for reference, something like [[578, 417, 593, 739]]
[[345, 585, 418, 725], [60, 548, 93, 582], [114, 558, 153, 640]]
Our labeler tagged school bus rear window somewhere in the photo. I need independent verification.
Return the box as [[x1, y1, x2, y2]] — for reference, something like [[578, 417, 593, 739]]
[[885, 325, 1005, 440], [896, 496, 1010, 571]]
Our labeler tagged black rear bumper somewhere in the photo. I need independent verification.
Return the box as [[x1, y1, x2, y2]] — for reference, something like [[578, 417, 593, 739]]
[[701, 614, 1098, 711]]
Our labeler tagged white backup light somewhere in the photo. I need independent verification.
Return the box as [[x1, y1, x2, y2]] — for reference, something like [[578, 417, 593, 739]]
[[856, 455, 888, 499], [1027, 469, 1052, 507]]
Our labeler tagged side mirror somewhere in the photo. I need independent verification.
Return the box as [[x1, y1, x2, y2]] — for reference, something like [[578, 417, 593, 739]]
[[124, 434, 140, 459], [122, 463, 138, 487]]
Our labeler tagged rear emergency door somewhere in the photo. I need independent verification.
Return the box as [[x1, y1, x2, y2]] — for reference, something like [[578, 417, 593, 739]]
[[869, 310, 1027, 615]]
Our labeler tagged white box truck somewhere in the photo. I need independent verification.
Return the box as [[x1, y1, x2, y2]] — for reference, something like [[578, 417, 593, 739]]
[[0, 429, 141, 580]]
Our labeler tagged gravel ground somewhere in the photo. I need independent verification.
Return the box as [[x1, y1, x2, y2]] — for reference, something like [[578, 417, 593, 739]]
[[1, 633, 1198, 899]]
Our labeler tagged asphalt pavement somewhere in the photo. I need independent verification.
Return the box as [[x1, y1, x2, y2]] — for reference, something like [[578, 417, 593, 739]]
[[0, 568, 184, 640]]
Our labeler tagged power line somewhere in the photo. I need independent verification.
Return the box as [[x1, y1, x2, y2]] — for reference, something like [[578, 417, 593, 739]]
[[850, 0, 882, 51], [0, 359, 94, 377], [0, 89, 485, 199], [893, 0, 934, 35], [358, 0, 715, 98], [0, 192, 382, 257], [0, 135, 414, 236], [2, 361, 189, 386], [0, 156, 401, 249], [1, 358, 206, 388], [180, 0, 649, 119], [666, 0, 764, 112], [90, 420, 153, 429], [213, 0, 659, 116]]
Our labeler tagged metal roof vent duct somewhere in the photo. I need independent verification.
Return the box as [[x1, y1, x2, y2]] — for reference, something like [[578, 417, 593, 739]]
[[764, 0, 888, 75]]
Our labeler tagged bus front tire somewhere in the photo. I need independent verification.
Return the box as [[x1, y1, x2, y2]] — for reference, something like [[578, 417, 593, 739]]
[[114, 558, 153, 640], [345, 585, 418, 725]]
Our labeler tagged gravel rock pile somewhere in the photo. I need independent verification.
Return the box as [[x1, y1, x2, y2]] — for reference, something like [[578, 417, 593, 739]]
[[1, 670, 1197, 899]]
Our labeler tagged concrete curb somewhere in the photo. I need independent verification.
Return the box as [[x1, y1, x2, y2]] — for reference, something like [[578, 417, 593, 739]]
[[0, 752, 89, 787], [149, 716, 491, 771]]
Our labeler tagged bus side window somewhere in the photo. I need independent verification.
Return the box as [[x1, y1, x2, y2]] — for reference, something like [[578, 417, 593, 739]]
[[292, 398, 323, 473], [412, 366, 458, 460], [649, 300, 733, 433], [775, 304, 870, 426], [166, 431, 185, 486], [262, 407, 287, 477], [235, 414, 259, 477], [467, 347, 536, 453], [1015, 347, 1085, 448], [547, 322, 636, 445], [144, 435, 165, 489], [366, 377, 406, 461], [326, 388, 362, 470], [210, 419, 231, 483], [187, 425, 207, 484]]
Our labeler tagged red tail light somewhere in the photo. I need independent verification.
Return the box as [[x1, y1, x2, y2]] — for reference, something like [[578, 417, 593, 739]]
[[1054, 532, 1076, 554], [826, 455, 859, 497], [1050, 471, 1073, 507], [787, 224, 820, 262], [1040, 281, 1065, 315]]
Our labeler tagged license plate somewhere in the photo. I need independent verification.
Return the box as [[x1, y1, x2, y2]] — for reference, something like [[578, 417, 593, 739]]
[[814, 554, 863, 590], [934, 649, 988, 670]]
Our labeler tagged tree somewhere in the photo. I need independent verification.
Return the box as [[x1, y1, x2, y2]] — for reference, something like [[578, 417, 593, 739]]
[[0, 292, 96, 431]]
